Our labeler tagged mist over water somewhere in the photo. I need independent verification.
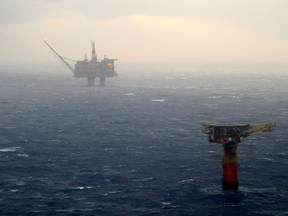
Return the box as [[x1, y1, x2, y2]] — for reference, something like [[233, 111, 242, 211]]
[[0, 62, 287, 215]]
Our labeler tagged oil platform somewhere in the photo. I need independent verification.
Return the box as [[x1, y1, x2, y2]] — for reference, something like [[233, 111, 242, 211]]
[[44, 39, 118, 86], [202, 122, 276, 190]]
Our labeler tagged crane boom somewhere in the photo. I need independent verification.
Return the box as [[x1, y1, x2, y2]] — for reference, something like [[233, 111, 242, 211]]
[[44, 39, 75, 73], [242, 123, 276, 139]]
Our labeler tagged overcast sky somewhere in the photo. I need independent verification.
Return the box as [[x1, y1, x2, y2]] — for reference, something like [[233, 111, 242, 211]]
[[1, 0, 288, 62]]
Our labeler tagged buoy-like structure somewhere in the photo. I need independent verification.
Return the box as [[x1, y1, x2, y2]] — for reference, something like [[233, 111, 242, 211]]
[[202, 122, 276, 190]]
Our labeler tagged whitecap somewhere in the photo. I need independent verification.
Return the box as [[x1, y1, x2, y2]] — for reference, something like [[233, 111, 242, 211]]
[[109, 191, 120, 194], [56, 208, 75, 212], [124, 93, 134, 96], [78, 208, 94, 212], [0, 147, 20, 152], [5, 179, 17, 182], [50, 140, 61, 143], [18, 153, 28, 157], [76, 187, 85, 190], [179, 179, 195, 183], [151, 99, 165, 102], [16, 181, 26, 186], [257, 157, 274, 162], [0, 149, 15, 152], [208, 96, 221, 99], [142, 177, 154, 181]]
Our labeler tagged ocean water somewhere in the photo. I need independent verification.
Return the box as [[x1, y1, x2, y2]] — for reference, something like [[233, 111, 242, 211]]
[[0, 62, 287, 215]]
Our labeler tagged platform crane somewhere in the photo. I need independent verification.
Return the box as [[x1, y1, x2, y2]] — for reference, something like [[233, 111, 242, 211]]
[[202, 122, 276, 190], [44, 39, 75, 73]]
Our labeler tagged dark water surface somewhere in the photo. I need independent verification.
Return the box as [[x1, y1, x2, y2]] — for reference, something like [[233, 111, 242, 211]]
[[0, 63, 287, 215]]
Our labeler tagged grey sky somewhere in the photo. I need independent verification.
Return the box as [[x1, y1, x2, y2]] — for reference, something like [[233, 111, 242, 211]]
[[1, 0, 288, 62]]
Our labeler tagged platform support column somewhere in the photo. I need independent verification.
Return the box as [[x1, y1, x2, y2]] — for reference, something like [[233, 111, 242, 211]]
[[87, 77, 95, 86], [100, 77, 106, 86], [222, 144, 239, 190]]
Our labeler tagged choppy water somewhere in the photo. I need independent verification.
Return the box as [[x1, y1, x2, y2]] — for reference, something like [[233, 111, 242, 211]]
[[0, 62, 287, 215]]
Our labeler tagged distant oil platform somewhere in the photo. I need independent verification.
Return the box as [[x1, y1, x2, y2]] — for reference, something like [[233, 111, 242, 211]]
[[44, 39, 118, 86], [202, 122, 276, 190]]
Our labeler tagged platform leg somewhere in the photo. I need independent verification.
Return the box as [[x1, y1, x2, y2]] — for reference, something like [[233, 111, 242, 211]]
[[222, 144, 238, 190], [87, 77, 95, 86], [100, 77, 106, 86]]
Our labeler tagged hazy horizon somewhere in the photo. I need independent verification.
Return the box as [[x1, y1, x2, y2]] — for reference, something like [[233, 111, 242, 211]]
[[1, 0, 288, 63]]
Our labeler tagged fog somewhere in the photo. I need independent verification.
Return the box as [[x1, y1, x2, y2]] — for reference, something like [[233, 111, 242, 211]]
[[1, 2, 288, 213], [0, 0, 288, 63]]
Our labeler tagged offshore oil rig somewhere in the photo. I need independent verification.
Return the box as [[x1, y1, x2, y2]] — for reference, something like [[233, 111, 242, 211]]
[[202, 122, 276, 190], [44, 39, 118, 86]]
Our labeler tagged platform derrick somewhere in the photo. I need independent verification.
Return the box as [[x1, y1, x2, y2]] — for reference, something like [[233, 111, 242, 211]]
[[202, 122, 276, 190], [44, 39, 118, 86]]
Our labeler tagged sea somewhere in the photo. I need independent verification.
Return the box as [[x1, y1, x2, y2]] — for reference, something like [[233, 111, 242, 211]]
[[0, 62, 287, 215]]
